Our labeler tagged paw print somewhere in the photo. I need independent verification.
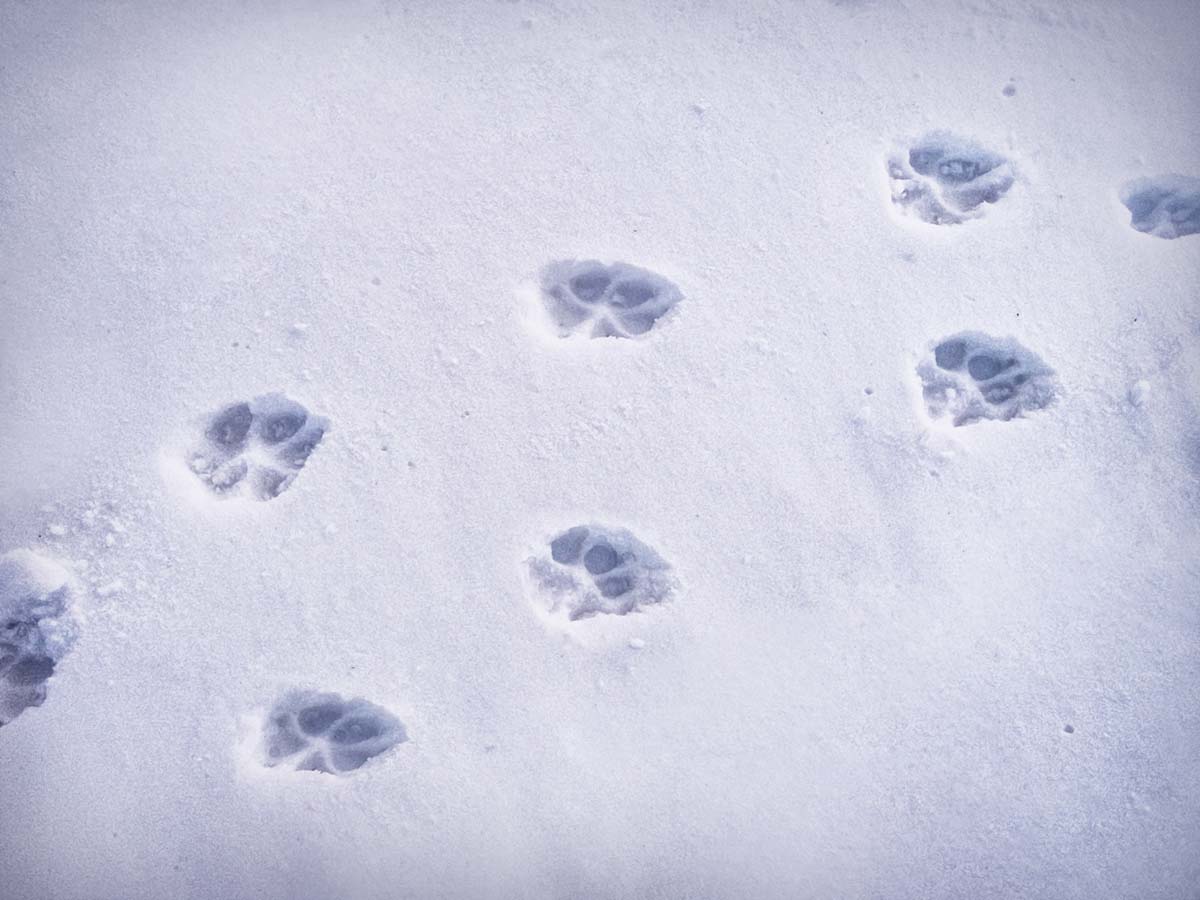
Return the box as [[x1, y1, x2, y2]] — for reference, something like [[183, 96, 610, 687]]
[[917, 332, 1057, 426], [0, 549, 78, 727], [260, 689, 406, 775], [539, 260, 682, 339], [188, 394, 327, 501], [1120, 175, 1200, 240], [526, 524, 677, 621], [887, 132, 1015, 225]]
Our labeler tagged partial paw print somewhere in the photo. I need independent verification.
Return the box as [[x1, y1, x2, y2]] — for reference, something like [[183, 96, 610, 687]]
[[538, 260, 682, 339], [259, 689, 406, 775], [917, 332, 1057, 426], [188, 394, 327, 501], [0, 550, 78, 727], [887, 132, 1015, 225], [1120, 175, 1200, 240], [526, 524, 677, 622]]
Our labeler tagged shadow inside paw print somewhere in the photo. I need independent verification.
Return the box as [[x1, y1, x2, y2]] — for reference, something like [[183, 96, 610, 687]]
[[527, 524, 676, 621], [540, 260, 682, 339], [1120, 175, 1200, 240], [0, 550, 77, 727], [260, 689, 406, 775], [189, 394, 328, 501], [918, 332, 1057, 426], [887, 133, 1015, 225]]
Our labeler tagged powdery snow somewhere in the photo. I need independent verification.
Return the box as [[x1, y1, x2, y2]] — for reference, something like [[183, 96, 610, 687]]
[[1, 1, 1199, 898]]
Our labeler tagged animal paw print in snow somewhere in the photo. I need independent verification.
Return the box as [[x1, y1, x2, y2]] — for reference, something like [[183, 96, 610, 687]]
[[260, 689, 406, 775], [540, 260, 682, 338], [887, 132, 1015, 225], [917, 332, 1057, 426], [527, 524, 676, 621], [1120, 175, 1200, 240], [0, 549, 78, 727], [189, 394, 327, 501]]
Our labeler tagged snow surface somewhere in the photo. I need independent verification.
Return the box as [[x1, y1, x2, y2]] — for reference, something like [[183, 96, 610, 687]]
[[2, 0, 1199, 898]]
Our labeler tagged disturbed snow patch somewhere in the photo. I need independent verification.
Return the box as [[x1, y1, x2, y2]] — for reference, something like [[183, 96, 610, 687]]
[[917, 332, 1057, 426], [529, 259, 682, 340], [258, 689, 407, 776], [1120, 174, 1200, 239], [525, 523, 677, 623], [887, 132, 1015, 225], [0, 549, 78, 727], [181, 393, 328, 502]]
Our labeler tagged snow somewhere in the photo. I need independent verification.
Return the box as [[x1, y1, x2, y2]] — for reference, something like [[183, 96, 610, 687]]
[[1, 0, 1199, 898]]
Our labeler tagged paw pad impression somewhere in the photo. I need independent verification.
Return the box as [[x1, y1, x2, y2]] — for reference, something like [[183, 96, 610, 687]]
[[260, 689, 406, 775], [188, 394, 327, 501], [0, 549, 78, 727], [917, 332, 1057, 426], [539, 259, 682, 339], [887, 132, 1015, 225], [527, 524, 676, 621], [1120, 175, 1200, 240]]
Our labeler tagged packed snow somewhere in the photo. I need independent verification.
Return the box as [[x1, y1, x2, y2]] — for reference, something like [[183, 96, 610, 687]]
[[2, 0, 1199, 898]]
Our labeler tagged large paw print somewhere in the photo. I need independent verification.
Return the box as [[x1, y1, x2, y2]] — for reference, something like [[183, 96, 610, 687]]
[[526, 524, 677, 621], [917, 332, 1057, 426], [260, 689, 406, 775], [540, 260, 682, 339], [887, 133, 1015, 225], [188, 394, 327, 501], [1120, 175, 1200, 240], [0, 549, 78, 727]]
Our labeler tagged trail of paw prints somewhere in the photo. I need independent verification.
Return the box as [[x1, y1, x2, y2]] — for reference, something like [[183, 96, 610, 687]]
[[526, 524, 677, 621], [887, 132, 1015, 225], [917, 332, 1057, 426], [1120, 175, 1200, 240], [188, 394, 327, 501], [259, 689, 406, 775], [539, 260, 682, 339], [0, 550, 78, 727]]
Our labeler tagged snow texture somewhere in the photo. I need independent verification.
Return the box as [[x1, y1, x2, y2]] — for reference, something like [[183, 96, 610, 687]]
[[2, 0, 1199, 898]]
